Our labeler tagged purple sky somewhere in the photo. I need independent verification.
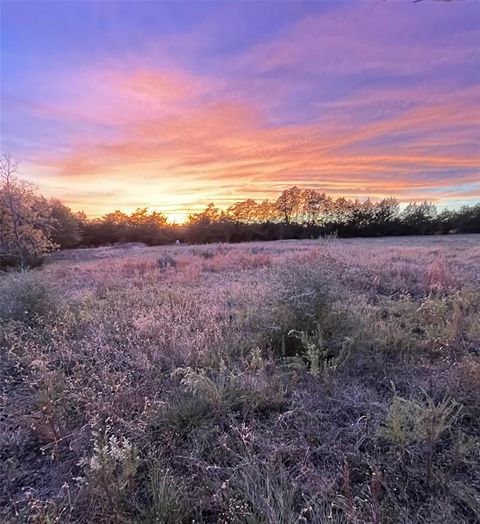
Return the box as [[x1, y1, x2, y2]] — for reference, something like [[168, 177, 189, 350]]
[[1, 0, 479, 219]]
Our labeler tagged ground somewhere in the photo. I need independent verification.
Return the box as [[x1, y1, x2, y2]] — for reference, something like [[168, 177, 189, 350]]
[[1, 236, 480, 523]]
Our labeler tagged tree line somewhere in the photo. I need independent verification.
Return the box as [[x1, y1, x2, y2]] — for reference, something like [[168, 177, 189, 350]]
[[1, 155, 479, 267]]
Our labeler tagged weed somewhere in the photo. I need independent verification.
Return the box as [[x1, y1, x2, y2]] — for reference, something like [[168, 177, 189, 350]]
[[137, 461, 190, 524], [288, 322, 351, 377], [228, 461, 299, 524], [379, 392, 462, 482], [379, 393, 461, 446], [78, 431, 140, 521]]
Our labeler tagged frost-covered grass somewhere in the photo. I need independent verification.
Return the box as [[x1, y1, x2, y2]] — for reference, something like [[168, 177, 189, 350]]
[[1, 236, 479, 522]]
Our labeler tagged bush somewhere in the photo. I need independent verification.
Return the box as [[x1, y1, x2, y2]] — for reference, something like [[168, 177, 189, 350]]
[[0, 271, 58, 325]]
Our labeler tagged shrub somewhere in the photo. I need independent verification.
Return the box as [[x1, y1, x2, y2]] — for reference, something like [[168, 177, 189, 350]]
[[0, 271, 58, 325], [288, 322, 352, 377], [171, 362, 288, 418], [157, 254, 177, 271], [151, 393, 217, 436], [379, 393, 462, 483], [78, 431, 140, 520], [379, 393, 461, 448]]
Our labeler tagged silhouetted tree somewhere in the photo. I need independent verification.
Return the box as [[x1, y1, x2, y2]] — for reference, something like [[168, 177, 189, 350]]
[[276, 186, 303, 225], [401, 201, 437, 235], [227, 199, 259, 224], [49, 199, 82, 248], [2, 167, 479, 255]]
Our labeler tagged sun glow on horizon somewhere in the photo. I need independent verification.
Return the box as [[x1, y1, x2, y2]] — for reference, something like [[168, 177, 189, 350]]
[[166, 212, 188, 225]]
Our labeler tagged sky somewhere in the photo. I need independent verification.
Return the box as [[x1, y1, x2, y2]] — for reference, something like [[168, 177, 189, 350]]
[[1, 0, 479, 221]]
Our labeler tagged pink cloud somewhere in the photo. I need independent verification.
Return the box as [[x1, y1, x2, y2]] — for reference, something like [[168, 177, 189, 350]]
[[236, 3, 479, 77]]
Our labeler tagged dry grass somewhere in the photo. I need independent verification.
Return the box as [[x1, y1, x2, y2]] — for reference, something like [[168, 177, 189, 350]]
[[1, 235, 479, 522]]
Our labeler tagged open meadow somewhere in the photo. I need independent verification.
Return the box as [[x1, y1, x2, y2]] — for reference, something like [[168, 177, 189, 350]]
[[1, 235, 480, 523]]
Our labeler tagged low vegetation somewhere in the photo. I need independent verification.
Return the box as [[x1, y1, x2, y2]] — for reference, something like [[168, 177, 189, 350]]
[[1, 236, 479, 522]]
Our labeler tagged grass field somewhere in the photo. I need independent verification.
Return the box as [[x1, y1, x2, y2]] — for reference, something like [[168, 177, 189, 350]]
[[1, 236, 480, 523]]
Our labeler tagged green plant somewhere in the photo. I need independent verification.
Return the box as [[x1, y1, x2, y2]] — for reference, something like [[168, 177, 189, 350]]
[[137, 461, 190, 524], [153, 394, 217, 435], [247, 346, 266, 373], [288, 323, 351, 377], [229, 461, 299, 524], [379, 393, 462, 482], [380, 394, 461, 445], [32, 370, 66, 451], [174, 363, 227, 407], [172, 361, 287, 416], [79, 431, 140, 521], [379, 395, 424, 448], [452, 429, 479, 468]]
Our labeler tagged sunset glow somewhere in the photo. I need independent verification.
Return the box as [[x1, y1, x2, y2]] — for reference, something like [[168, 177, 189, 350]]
[[2, 1, 479, 217]]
